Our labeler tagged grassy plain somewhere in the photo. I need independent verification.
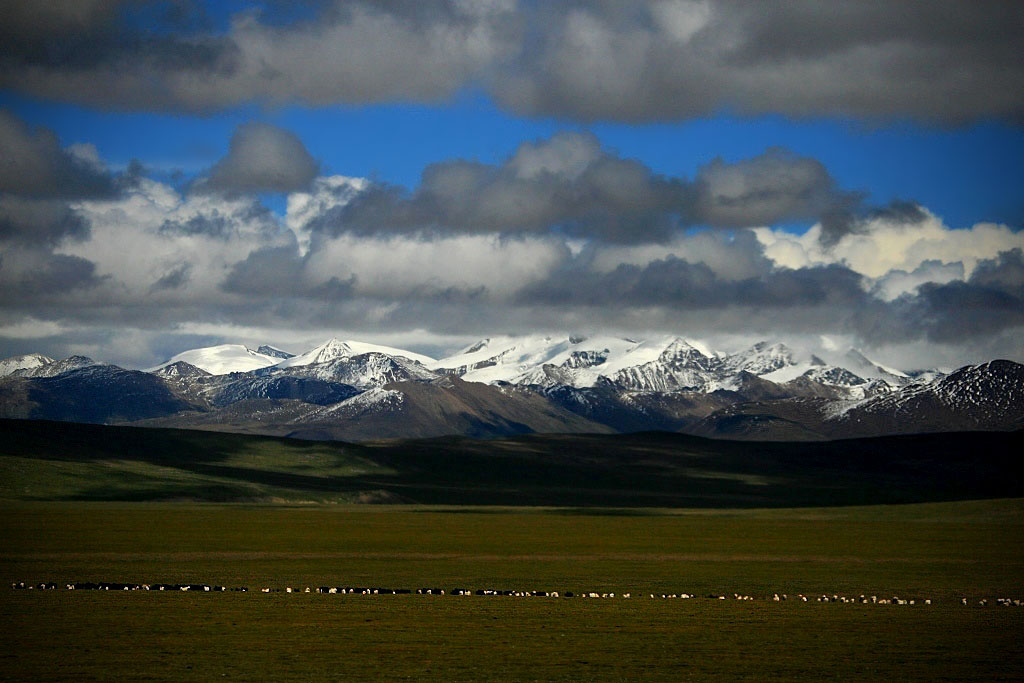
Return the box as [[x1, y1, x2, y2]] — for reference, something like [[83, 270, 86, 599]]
[[2, 500, 1023, 681]]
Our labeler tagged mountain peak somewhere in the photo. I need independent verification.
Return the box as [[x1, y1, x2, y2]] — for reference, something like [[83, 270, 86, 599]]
[[153, 360, 211, 378], [149, 343, 280, 375], [0, 353, 56, 377], [14, 355, 99, 378], [256, 345, 294, 360], [462, 338, 491, 354], [275, 338, 435, 370]]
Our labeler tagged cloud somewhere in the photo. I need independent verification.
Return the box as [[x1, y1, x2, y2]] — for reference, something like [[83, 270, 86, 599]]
[[303, 232, 569, 299], [588, 229, 778, 283], [518, 255, 866, 310], [0, 197, 91, 246], [0, 111, 134, 249], [870, 260, 964, 302], [197, 122, 319, 194], [305, 132, 854, 244], [0, 135, 1021, 369], [494, 1, 1024, 124], [0, 0, 518, 113], [0, 110, 117, 200], [872, 249, 1024, 345], [305, 131, 686, 243], [148, 262, 192, 293], [0, 2, 1019, 123], [0, 246, 107, 298], [755, 210, 1024, 278], [693, 148, 855, 230], [220, 242, 356, 300]]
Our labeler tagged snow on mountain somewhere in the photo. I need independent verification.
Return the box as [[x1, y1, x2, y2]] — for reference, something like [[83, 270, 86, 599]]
[[842, 349, 913, 385], [821, 360, 1024, 433], [275, 351, 438, 388], [314, 387, 405, 418], [434, 336, 815, 392], [431, 335, 673, 387], [274, 338, 435, 369], [149, 344, 281, 375], [14, 355, 99, 378], [606, 338, 727, 392], [0, 353, 54, 377], [152, 361, 211, 379], [801, 365, 867, 388], [441, 335, 806, 393], [210, 375, 361, 407], [722, 342, 797, 376]]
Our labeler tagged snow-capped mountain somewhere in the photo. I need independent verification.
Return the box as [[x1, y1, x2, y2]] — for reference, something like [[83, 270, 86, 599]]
[[2, 336, 1017, 443], [275, 338, 435, 369], [827, 360, 1024, 434], [0, 353, 54, 377], [150, 344, 282, 375], [606, 339, 727, 392], [14, 355, 99, 378], [152, 361, 211, 379], [842, 349, 912, 386], [722, 341, 796, 376], [432, 335, 731, 390], [268, 351, 437, 389], [691, 360, 1023, 440], [800, 365, 867, 388], [433, 336, 806, 394]]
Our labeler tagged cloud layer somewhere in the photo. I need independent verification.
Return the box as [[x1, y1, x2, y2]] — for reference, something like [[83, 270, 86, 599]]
[[0, 117, 1021, 369], [1, 1, 1021, 123]]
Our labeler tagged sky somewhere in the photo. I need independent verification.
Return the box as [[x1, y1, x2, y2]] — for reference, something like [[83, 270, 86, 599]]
[[0, 0, 1022, 370]]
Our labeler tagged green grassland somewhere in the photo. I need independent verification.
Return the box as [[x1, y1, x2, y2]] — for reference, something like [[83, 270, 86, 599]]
[[1, 420, 1023, 679], [2, 501, 1024, 681]]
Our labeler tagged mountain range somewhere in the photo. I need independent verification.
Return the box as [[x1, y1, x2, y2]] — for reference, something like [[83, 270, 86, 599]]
[[1, 335, 1021, 441]]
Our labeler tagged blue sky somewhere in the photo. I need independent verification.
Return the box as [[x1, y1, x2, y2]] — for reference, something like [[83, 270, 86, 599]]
[[0, 1, 1022, 368]]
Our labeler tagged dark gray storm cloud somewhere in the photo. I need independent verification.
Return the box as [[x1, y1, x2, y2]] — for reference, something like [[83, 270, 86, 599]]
[[0, 0, 236, 112], [2, 1, 1019, 123], [0, 110, 117, 200], [877, 249, 1024, 344], [221, 243, 354, 300], [692, 148, 857, 230], [0, 110, 129, 247], [818, 198, 930, 247], [0, 248, 107, 298], [0, 198, 91, 246], [0, 0, 516, 113], [197, 122, 319, 195], [497, 1, 1024, 124], [304, 133, 854, 243], [517, 256, 866, 310], [148, 263, 192, 293]]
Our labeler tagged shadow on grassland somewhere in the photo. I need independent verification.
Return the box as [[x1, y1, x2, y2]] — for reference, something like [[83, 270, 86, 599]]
[[0, 419, 1022, 507]]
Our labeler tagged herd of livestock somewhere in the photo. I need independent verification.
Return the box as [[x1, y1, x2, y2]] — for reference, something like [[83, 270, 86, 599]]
[[10, 582, 1023, 606]]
